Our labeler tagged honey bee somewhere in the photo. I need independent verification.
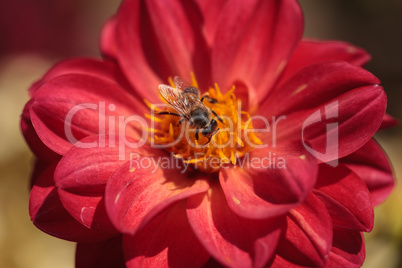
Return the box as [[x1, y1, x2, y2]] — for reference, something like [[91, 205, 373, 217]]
[[157, 76, 223, 145]]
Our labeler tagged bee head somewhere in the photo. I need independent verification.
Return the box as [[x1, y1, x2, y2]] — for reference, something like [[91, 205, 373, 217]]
[[210, 119, 218, 132], [201, 119, 218, 137]]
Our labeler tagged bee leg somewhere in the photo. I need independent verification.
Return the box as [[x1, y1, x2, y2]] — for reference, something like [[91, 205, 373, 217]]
[[195, 128, 199, 140], [201, 94, 218, 104], [211, 110, 223, 123], [202, 128, 220, 146], [157, 111, 182, 117], [179, 118, 186, 125]]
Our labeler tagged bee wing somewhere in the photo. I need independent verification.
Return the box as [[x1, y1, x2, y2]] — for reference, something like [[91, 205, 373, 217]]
[[158, 84, 192, 117], [173, 76, 192, 91]]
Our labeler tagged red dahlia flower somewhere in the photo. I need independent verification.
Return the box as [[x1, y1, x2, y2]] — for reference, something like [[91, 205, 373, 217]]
[[21, 0, 396, 267]]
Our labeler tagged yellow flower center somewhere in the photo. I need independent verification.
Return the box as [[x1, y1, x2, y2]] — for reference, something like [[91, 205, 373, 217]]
[[145, 75, 262, 173]]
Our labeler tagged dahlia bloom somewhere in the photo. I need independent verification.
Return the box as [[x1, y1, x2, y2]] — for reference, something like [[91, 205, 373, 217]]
[[22, 0, 395, 267]]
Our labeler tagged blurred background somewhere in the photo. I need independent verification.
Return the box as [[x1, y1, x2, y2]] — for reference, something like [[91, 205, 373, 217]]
[[0, 0, 401, 267]]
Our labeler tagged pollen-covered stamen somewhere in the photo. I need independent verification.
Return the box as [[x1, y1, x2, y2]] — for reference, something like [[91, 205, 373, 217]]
[[146, 76, 262, 173]]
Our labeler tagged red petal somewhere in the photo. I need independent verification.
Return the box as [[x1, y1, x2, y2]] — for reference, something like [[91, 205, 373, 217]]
[[187, 182, 284, 268], [55, 135, 148, 193], [55, 135, 154, 234], [101, 0, 160, 103], [124, 201, 210, 268], [145, 0, 210, 87], [193, 0, 227, 45], [29, 163, 112, 242], [341, 139, 395, 206], [314, 165, 374, 232], [379, 113, 398, 130], [105, 158, 209, 234], [21, 100, 61, 163], [277, 193, 332, 267], [56, 191, 116, 234], [29, 58, 133, 96], [212, 0, 302, 99], [277, 40, 371, 88], [76, 236, 125, 268], [106, 0, 210, 101], [263, 61, 380, 118], [30, 74, 146, 155], [325, 228, 365, 268], [219, 145, 317, 219], [270, 255, 307, 268], [263, 62, 386, 161], [100, 16, 119, 60]]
